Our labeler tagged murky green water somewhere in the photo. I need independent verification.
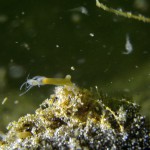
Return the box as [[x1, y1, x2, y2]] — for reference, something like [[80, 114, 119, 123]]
[[0, 0, 150, 131]]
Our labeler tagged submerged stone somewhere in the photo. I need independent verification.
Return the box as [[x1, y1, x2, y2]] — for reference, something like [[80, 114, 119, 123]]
[[0, 85, 149, 149]]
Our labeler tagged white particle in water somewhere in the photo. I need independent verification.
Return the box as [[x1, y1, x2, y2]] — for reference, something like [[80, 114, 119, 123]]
[[21, 42, 30, 50], [21, 12, 25, 15], [10, 59, 14, 63], [56, 44, 60, 48], [14, 100, 19, 104], [71, 66, 75, 71], [2, 97, 8, 105], [89, 33, 94, 37]]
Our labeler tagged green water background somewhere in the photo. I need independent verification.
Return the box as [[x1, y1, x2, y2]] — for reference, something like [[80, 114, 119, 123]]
[[0, 0, 150, 131]]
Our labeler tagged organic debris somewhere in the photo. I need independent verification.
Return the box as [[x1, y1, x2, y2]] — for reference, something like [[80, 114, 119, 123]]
[[0, 85, 149, 149]]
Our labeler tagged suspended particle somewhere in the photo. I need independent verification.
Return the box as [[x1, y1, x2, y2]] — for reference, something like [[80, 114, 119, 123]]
[[2, 97, 8, 105], [56, 44, 60, 48], [71, 66, 75, 71], [89, 33, 95, 37]]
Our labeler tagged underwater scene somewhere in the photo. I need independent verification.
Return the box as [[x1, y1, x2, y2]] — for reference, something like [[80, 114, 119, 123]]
[[0, 0, 150, 149]]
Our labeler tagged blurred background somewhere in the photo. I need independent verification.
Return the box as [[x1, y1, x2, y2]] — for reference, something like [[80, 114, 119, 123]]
[[0, 0, 150, 131]]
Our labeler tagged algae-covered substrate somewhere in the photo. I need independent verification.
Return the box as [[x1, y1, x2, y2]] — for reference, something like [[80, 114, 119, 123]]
[[0, 84, 149, 149]]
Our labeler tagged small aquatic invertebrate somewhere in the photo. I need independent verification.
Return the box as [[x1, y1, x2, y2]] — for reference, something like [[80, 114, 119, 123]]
[[20, 75, 73, 96], [69, 6, 88, 15], [123, 34, 133, 55]]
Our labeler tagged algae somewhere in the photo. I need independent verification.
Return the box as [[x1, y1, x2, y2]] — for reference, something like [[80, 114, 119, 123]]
[[96, 0, 150, 23], [0, 84, 149, 149]]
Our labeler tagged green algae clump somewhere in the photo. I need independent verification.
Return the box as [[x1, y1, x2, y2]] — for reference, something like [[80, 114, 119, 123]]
[[0, 85, 150, 149]]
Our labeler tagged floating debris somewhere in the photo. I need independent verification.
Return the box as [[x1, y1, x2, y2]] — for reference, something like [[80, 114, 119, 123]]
[[2, 97, 8, 105]]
